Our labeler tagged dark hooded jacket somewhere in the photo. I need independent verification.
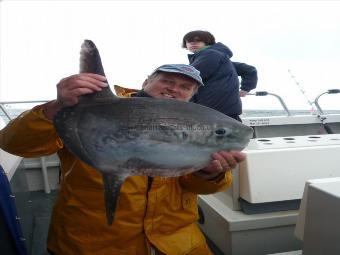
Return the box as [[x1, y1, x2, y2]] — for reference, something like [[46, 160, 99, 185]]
[[188, 42, 257, 117]]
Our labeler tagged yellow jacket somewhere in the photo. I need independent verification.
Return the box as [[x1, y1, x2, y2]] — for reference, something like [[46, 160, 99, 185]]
[[0, 87, 232, 255]]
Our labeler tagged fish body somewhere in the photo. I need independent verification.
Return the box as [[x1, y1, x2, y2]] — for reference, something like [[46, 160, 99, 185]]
[[54, 40, 253, 224]]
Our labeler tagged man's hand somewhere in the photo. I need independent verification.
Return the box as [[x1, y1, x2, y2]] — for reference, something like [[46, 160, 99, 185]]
[[194, 150, 245, 181], [43, 73, 108, 120]]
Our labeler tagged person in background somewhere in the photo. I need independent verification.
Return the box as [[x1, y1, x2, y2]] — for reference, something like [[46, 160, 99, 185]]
[[0, 64, 245, 255], [182, 30, 258, 122]]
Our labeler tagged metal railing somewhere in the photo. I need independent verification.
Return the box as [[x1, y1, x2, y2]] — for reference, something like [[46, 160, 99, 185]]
[[314, 89, 340, 115], [0, 100, 49, 122], [0, 100, 54, 193], [313, 89, 340, 134], [247, 91, 292, 116]]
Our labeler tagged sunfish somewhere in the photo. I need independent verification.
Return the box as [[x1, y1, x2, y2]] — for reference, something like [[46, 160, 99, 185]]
[[53, 40, 253, 225]]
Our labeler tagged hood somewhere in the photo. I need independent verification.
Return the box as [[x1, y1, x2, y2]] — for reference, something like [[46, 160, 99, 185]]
[[210, 42, 233, 58], [188, 42, 233, 60]]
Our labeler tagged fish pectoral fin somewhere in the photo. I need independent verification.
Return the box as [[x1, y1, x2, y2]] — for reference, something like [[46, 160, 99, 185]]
[[102, 173, 127, 225]]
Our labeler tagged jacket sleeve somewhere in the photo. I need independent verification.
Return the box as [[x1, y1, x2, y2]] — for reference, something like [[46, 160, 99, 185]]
[[179, 170, 232, 194], [0, 103, 63, 157], [233, 62, 258, 92]]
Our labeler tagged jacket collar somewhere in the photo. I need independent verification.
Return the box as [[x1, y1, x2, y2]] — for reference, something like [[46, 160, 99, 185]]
[[133, 89, 152, 98]]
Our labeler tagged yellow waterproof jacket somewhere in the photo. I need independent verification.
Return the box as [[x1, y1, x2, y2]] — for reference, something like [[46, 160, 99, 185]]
[[0, 87, 232, 255]]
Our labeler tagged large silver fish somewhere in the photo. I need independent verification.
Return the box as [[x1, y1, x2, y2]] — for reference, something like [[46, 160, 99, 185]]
[[53, 40, 253, 225]]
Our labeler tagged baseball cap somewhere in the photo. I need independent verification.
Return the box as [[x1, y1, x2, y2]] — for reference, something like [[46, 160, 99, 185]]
[[151, 64, 204, 87]]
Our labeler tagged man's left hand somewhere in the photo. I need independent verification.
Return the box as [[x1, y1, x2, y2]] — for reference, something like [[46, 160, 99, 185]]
[[194, 151, 245, 181]]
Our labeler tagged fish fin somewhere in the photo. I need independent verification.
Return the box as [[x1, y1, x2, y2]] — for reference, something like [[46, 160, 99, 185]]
[[102, 173, 127, 225], [80, 39, 106, 76], [79, 39, 117, 103]]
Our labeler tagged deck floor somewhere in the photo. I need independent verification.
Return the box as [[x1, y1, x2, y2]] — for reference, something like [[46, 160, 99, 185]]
[[29, 190, 57, 255]]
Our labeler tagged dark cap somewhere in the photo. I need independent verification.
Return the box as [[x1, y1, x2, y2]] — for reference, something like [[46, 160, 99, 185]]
[[151, 64, 204, 87]]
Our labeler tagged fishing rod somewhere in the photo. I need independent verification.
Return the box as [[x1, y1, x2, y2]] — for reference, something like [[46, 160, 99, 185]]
[[287, 69, 334, 134], [287, 69, 317, 114], [313, 89, 340, 134]]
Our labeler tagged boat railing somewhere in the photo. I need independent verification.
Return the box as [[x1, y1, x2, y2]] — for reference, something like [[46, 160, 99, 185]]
[[0, 100, 50, 122], [314, 89, 340, 115], [0, 100, 56, 194], [247, 91, 292, 116], [0, 103, 12, 120]]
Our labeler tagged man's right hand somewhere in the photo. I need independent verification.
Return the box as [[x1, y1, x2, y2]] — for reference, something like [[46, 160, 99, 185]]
[[43, 73, 108, 120]]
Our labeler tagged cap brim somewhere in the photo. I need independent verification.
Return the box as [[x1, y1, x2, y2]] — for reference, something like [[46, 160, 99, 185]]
[[155, 68, 204, 87]]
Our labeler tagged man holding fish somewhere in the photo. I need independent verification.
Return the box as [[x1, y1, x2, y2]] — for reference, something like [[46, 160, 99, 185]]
[[0, 43, 249, 254]]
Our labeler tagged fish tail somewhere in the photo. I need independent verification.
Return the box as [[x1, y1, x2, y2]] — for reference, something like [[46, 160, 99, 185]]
[[102, 173, 126, 225]]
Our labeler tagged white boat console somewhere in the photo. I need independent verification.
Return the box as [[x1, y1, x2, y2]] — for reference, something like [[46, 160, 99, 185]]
[[240, 134, 340, 205], [294, 177, 340, 255], [198, 112, 340, 255]]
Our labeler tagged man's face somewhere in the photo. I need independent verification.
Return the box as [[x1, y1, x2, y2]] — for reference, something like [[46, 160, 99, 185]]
[[186, 41, 206, 53], [143, 72, 198, 101]]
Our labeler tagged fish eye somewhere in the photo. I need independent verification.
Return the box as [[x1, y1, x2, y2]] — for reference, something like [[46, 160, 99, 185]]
[[215, 128, 227, 136]]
